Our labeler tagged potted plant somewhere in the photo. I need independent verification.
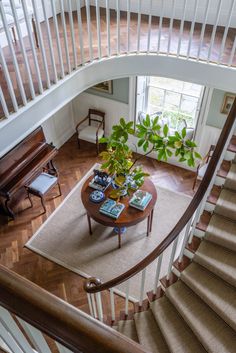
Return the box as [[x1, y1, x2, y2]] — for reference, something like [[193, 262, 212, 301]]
[[99, 114, 201, 199]]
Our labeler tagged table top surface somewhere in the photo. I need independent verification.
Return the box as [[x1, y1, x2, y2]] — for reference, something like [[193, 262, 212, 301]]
[[81, 175, 157, 228]]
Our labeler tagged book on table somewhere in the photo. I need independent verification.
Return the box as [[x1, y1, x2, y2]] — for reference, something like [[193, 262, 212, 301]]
[[99, 199, 125, 219], [129, 190, 152, 211]]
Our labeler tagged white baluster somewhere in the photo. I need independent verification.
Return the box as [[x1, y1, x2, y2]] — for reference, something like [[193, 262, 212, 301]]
[[50, 0, 65, 78], [228, 36, 236, 67], [167, 236, 178, 280], [137, 0, 141, 53], [77, 0, 85, 65], [116, 0, 120, 55], [87, 293, 94, 317], [125, 280, 130, 316], [41, 0, 58, 83], [86, 0, 93, 61], [167, 0, 176, 55], [0, 321, 24, 353], [187, 0, 199, 59], [110, 289, 116, 322], [96, 0, 102, 58], [10, 0, 35, 99], [197, 0, 210, 61], [218, 0, 235, 64], [59, 0, 71, 74], [127, 0, 130, 53], [0, 45, 18, 112], [178, 217, 193, 262], [153, 253, 163, 295], [0, 2, 27, 105], [139, 269, 146, 307], [207, 0, 223, 63], [68, 0, 77, 69], [31, 0, 50, 89], [0, 307, 34, 353], [17, 318, 51, 353], [147, 0, 152, 53], [21, 0, 43, 94], [106, 0, 111, 56], [177, 0, 187, 57], [157, 0, 164, 54], [95, 293, 104, 322], [0, 87, 9, 118], [91, 293, 98, 319]]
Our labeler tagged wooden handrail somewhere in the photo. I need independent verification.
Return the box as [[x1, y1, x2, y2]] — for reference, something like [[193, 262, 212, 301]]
[[0, 264, 147, 353], [84, 98, 236, 294]]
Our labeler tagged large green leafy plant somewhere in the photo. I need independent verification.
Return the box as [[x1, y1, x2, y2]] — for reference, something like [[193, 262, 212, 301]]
[[100, 115, 201, 198]]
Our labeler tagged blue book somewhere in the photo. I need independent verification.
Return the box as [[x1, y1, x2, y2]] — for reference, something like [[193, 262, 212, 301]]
[[99, 199, 125, 219], [129, 191, 152, 211]]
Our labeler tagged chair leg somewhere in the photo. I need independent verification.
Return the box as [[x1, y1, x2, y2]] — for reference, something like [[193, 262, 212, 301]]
[[96, 141, 99, 155], [57, 182, 62, 196], [40, 196, 47, 214]]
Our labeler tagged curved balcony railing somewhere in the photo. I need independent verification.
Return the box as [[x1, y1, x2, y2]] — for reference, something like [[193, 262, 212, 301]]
[[0, 0, 236, 120]]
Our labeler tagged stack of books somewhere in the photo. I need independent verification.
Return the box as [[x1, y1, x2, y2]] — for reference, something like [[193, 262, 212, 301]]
[[99, 199, 125, 219], [89, 176, 112, 192], [129, 190, 152, 211]]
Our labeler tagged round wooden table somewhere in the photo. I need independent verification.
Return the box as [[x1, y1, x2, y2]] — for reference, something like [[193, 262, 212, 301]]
[[81, 176, 157, 248]]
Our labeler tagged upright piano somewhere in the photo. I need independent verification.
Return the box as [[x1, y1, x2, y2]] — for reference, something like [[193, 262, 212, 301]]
[[0, 126, 58, 218]]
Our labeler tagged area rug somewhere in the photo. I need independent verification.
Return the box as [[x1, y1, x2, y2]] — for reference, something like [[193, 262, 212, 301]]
[[26, 164, 191, 300]]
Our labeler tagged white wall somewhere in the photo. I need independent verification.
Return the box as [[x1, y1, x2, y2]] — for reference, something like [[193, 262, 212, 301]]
[[41, 101, 75, 148]]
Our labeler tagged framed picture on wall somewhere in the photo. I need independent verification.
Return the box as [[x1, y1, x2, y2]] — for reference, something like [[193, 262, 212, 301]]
[[92, 81, 113, 94], [221, 93, 236, 114]]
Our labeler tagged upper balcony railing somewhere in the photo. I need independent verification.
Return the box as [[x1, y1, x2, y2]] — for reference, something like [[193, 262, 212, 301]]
[[0, 0, 236, 121]]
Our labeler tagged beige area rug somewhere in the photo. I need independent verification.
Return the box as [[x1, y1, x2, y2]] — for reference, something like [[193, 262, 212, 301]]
[[26, 164, 191, 300]]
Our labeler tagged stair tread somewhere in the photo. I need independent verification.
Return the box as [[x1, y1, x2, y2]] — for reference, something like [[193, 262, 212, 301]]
[[166, 280, 236, 353], [224, 162, 236, 191], [181, 262, 236, 331], [150, 296, 206, 353], [134, 309, 170, 353], [116, 319, 139, 343], [205, 213, 236, 251], [215, 188, 236, 221], [194, 240, 236, 288]]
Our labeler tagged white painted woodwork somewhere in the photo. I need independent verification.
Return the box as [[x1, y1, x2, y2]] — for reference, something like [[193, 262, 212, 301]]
[[96, 0, 102, 58], [68, 0, 78, 69], [125, 280, 130, 315], [157, 0, 164, 53], [56, 342, 74, 353], [218, 0, 236, 63], [187, 0, 199, 59], [95, 293, 104, 322], [87, 293, 94, 317], [147, 0, 152, 53], [139, 269, 146, 306], [167, 0, 176, 55], [51, 0, 65, 78], [207, 0, 223, 63], [77, 0, 85, 64], [116, 0, 120, 55], [59, 0, 71, 73], [0, 87, 9, 118], [0, 321, 23, 353], [127, 0, 130, 53], [110, 289, 116, 321], [86, 0, 94, 61], [106, 0, 111, 56], [153, 253, 163, 294], [137, 0, 141, 53], [91, 294, 98, 319], [197, 0, 211, 60], [167, 237, 178, 280]]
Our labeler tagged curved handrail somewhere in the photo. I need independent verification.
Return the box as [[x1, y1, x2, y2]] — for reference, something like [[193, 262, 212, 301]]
[[84, 98, 236, 294], [0, 264, 147, 353]]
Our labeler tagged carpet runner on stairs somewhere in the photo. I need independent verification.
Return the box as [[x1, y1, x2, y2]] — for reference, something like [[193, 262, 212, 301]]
[[114, 161, 236, 352]]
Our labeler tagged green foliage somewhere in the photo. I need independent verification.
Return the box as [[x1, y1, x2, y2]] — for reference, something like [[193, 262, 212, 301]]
[[99, 115, 202, 197]]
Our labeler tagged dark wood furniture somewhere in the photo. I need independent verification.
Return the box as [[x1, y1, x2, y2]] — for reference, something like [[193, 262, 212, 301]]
[[76, 109, 105, 155], [81, 176, 157, 248], [26, 172, 62, 214], [0, 126, 58, 218]]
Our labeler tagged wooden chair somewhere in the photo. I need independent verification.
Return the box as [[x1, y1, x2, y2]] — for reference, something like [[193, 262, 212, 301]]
[[192, 144, 215, 190], [76, 109, 105, 155]]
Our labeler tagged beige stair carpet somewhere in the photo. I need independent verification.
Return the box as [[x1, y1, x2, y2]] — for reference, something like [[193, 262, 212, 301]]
[[166, 280, 236, 353], [194, 240, 236, 288], [116, 320, 139, 342], [224, 162, 236, 191], [134, 310, 170, 353], [181, 262, 236, 331], [204, 214, 236, 251], [150, 297, 207, 353], [214, 188, 236, 221]]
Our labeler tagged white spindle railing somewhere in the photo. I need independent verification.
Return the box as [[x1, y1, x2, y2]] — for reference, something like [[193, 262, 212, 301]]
[[0, 0, 236, 120], [0, 305, 73, 353]]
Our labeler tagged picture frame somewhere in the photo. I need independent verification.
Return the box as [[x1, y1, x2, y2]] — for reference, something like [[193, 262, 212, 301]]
[[92, 81, 113, 94], [221, 93, 236, 114]]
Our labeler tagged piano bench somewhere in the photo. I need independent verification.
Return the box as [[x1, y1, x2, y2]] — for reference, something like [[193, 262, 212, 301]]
[[25, 173, 62, 214]]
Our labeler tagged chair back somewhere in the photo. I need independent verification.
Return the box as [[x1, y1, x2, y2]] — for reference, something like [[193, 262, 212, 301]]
[[88, 109, 105, 130]]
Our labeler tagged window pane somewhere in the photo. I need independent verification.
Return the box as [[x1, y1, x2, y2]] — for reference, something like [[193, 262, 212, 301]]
[[149, 87, 164, 113], [165, 91, 181, 111], [180, 95, 198, 116]]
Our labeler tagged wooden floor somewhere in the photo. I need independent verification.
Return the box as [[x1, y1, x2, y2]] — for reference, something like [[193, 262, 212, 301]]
[[1, 6, 236, 119], [0, 135, 197, 319]]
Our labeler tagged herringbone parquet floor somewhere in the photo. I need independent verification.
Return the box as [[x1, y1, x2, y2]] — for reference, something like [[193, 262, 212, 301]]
[[0, 135, 197, 320]]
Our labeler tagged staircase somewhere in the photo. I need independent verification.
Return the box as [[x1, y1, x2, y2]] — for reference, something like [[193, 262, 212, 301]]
[[111, 140, 236, 352]]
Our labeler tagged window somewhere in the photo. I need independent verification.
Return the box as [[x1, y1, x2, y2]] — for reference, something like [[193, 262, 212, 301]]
[[137, 76, 204, 130]]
